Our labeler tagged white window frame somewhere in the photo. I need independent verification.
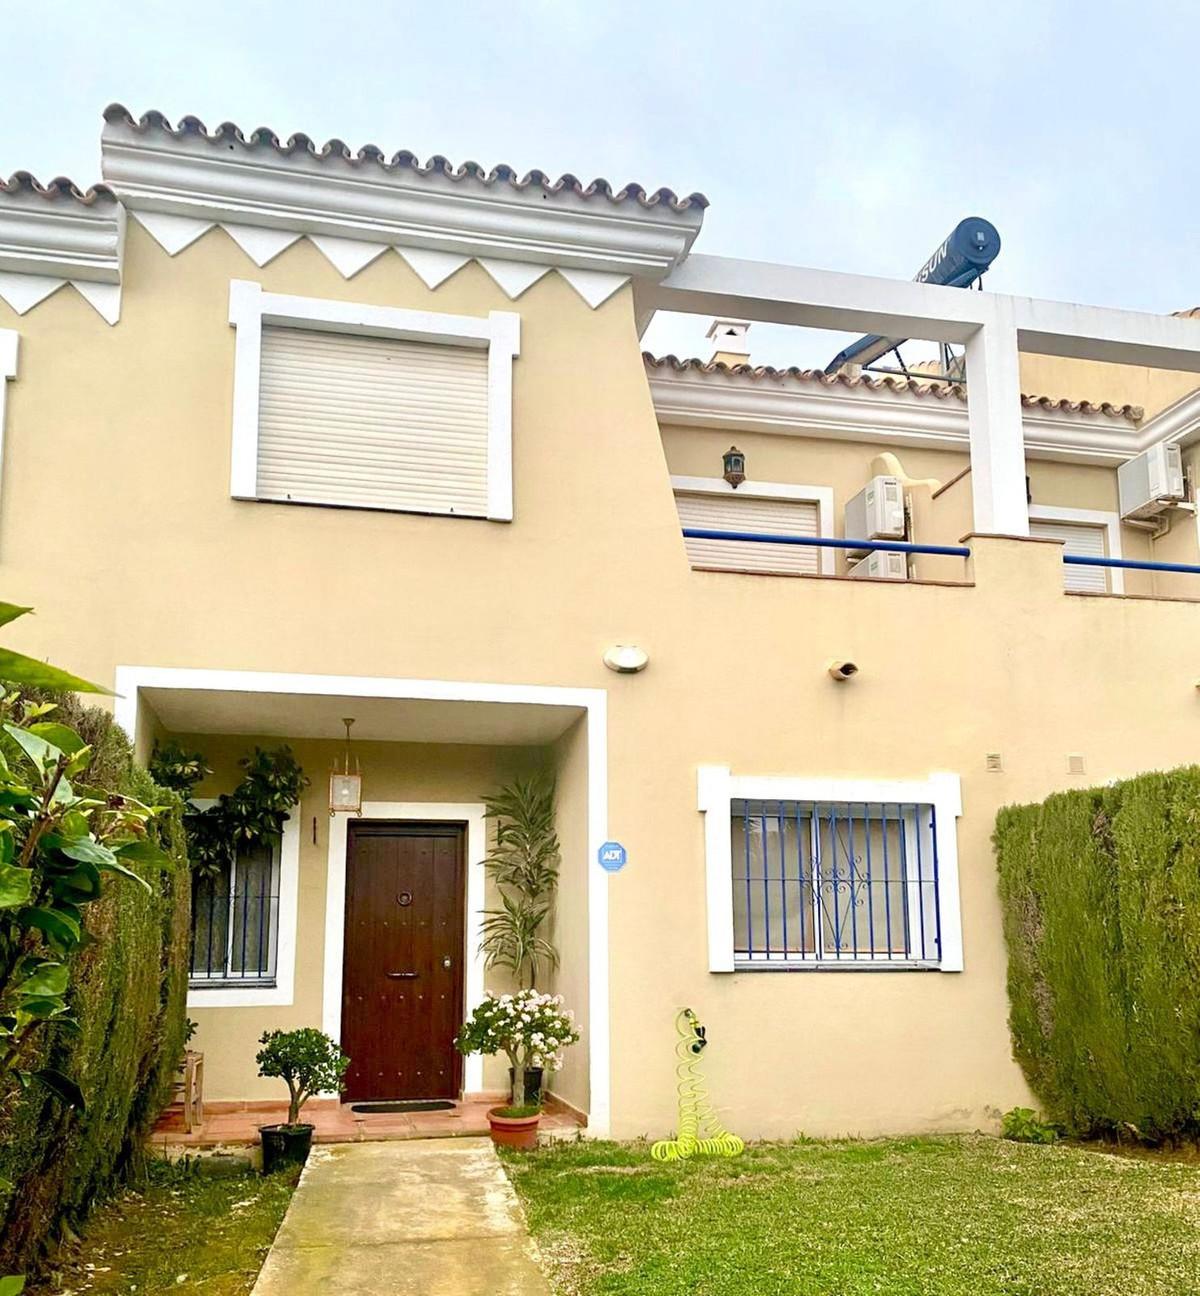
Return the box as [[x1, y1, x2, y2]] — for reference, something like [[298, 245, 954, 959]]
[[698, 767, 963, 973], [0, 330, 17, 505], [186, 805, 300, 1008], [670, 475, 836, 575], [1028, 504, 1124, 595], [228, 280, 520, 521]]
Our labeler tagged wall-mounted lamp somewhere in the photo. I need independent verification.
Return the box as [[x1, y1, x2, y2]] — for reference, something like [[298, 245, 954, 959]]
[[722, 445, 746, 489], [329, 717, 363, 815], [603, 644, 649, 674]]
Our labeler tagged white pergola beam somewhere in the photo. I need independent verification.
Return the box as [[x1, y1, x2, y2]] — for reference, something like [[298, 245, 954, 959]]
[[1013, 297, 1200, 372], [646, 254, 1200, 370], [644, 254, 989, 344]]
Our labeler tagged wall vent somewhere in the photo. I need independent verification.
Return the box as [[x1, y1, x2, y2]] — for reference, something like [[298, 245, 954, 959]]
[[985, 753, 1003, 773], [1067, 753, 1086, 775]]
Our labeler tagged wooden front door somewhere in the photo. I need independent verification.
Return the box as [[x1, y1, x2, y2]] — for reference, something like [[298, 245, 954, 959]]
[[341, 821, 465, 1102]]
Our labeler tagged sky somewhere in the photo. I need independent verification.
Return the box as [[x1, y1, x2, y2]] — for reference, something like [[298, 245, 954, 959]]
[[2, 0, 1196, 369]]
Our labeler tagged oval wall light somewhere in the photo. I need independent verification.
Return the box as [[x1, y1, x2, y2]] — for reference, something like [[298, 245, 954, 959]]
[[603, 645, 649, 674]]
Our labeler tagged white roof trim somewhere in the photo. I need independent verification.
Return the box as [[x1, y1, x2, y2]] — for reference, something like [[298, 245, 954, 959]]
[[101, 115, 703, 280], [648, 364, 1147, 464], [1137, 385, 1200, 452], [0, 187, 124, 284]]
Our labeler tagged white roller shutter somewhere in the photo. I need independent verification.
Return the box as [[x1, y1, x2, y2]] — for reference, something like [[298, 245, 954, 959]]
[[1029, 519, 1108, 592], [675, 492, 821, 574], [256, 326, 490, 515]]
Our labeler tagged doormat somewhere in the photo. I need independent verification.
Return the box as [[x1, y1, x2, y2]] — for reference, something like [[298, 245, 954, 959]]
[[350, 1100, 456, 1114]]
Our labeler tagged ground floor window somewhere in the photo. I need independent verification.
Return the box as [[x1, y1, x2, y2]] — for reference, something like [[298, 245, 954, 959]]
[[189, 840, 280, 986], [699, 769, 963, 973], [732, 800, 939, 964]]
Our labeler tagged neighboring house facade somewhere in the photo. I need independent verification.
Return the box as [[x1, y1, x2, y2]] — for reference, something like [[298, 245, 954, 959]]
[[3, 105, 1200, 1139]]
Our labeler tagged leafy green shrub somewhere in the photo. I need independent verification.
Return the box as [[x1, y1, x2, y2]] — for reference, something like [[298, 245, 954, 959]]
[[995, 766, 1200, 1142], [151, 744, 307, 879], [256, 1029, 348, 1126], [0, 693, 189, 1274], [1000, 1107, 1060, 1144]]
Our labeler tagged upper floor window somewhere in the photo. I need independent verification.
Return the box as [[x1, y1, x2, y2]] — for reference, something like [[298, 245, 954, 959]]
[[1028, 509, 1122, 594], [228, 281, 520, 521], [671, 476, 835, 576]]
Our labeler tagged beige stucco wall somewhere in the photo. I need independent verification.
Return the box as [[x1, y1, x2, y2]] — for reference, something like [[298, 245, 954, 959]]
[[4, 225, 1200, 1137], [1020, 351, 1200, 420]]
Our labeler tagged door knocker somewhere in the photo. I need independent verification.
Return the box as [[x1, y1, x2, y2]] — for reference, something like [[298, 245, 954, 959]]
[[398, 890, 413, 907]]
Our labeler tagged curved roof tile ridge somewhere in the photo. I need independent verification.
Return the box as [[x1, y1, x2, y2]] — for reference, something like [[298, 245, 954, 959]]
[[642, 353, 1143, 421], [1, 170, 116, 205], [102, 103, 709, 211]]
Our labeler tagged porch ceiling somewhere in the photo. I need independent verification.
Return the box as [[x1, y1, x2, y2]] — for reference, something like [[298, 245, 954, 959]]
[[143, 686, 583, 747]]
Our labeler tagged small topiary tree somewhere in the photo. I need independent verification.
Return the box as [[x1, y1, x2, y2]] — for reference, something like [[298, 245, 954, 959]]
[[255, 1028, 349, 1127]]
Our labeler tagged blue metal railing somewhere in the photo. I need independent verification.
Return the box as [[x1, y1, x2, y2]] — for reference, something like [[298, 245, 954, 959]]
[[1064, 554, 1200, 576], [684, 528, 1200, 579], [681, 528, 970, 558]]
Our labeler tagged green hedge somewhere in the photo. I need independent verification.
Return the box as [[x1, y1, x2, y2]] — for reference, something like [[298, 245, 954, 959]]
[[0, 695, 190, 1273], [995, 766, 1200, 1141]]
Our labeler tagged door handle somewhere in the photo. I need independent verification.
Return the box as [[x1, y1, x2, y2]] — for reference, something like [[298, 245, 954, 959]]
[[386, 971, 418, 980]]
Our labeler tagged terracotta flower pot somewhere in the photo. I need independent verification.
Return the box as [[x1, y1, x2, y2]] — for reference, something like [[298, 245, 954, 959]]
[[488, 1107, 541, 1150]]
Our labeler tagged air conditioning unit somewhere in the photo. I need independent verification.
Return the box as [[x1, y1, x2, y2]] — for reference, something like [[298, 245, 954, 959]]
[[1118, 443, 1185, 521], [849, 550, 908, 581], [845, 476, 905, 556]]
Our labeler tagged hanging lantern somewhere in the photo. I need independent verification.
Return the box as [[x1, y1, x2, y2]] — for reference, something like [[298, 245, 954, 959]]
[[329, 717, 362, 815], [722, 445, 746, 488]]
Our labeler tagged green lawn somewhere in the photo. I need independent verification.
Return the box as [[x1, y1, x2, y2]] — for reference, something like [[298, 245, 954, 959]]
[[502, 1136, 1200, 1296], [29, 1160, 298, 1295]]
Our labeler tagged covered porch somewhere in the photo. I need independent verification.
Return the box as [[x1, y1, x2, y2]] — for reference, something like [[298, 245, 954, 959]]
[[114, 667, 609, 1137]]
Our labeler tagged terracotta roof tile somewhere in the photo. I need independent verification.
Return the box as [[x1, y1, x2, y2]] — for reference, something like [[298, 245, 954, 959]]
[[0, 170, 116, 205], [102, 105, 708, 212], [643, 353, 1142, 422]]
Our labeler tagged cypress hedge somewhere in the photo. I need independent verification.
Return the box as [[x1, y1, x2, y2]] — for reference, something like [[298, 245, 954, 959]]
[[0, 694, 190, 1273], [995, 766, 1200, 1142]]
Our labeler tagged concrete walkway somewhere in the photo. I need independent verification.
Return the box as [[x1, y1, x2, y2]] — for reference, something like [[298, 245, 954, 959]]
[[251, 1138, 551, 1296]]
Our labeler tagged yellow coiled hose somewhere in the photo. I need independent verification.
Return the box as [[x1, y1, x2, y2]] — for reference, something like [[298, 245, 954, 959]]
[[650, 1008, 745, 1161]]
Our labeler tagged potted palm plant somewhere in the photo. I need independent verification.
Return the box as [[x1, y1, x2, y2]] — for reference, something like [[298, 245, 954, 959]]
[[255, 1027, 349, 1172], [455, 990, 580, 1149], [479, 775, 560, 995]]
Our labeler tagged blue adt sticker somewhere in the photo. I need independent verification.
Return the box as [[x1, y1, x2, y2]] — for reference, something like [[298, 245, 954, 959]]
[[597, 841, 627, 872]]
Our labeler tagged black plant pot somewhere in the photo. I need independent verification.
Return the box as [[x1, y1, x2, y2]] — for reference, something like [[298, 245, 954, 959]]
[[260, 1123, 314, 1174], [508, 1066, 544, 1107]]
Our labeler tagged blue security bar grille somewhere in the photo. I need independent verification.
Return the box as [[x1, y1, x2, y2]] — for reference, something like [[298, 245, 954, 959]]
[[190, 841, 280, 986], [732, 800, 941, 966]]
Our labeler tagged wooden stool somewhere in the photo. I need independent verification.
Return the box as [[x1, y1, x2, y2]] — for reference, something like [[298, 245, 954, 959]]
[[181, 1050, 205, 1132]]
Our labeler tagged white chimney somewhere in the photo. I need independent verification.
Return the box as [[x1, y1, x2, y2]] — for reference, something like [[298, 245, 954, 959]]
[[706, 318, 751, 366]]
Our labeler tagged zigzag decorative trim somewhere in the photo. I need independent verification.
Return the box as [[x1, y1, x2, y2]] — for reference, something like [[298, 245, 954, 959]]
[[0, 272, 121, 323], [129, 213, 629, 307]]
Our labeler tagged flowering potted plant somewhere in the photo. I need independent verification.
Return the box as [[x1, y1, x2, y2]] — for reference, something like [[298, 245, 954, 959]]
[[455, 989, 580, 1149], [255, 1028, 349, 1172]]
